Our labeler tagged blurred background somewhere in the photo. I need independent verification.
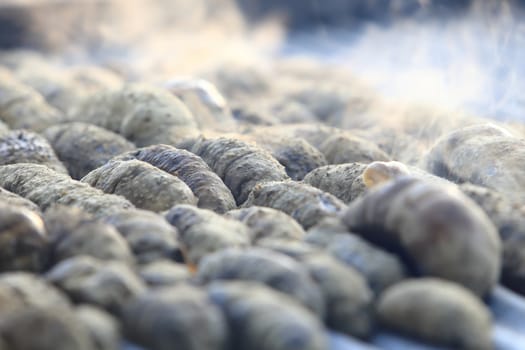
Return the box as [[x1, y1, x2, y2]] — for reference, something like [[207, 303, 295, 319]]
[[1, 0, 524, 121]]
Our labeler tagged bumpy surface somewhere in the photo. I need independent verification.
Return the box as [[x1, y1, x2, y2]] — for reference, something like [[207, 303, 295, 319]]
[[226, 206, 305, 242], [243, 181, 347, 229], [82, 160, 197, 212], [3, 18, 525, 349], [248, 134, 327, 180], [303, 163, 368, 203], [46, 256, 146, 314], [197, 248, 325, 318], [103, 209, 181, 265], [44, 206, 134, 266], [123, 285, 229, 350], [0, 129, 67, 173], [425, 123, 525, 202], [0, 164, 133, 216], [44, 122, 135, 179], [342, 176, 501, 296], [378, 278, 493, 350], [306, 218, 407, 294], [116, 145, 235, 213], [0, 68, 64, 131], [187, 137, 289, 205], [208, 281, 327, 350], [70, 84, 199, 146], [166, 205, 251, 266], [209, 282, 327, 350]]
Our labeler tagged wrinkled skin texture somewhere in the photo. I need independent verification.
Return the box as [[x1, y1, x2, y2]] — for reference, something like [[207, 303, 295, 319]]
[[208, 282, 327, 350], [0, 68, 63, 132], [342, 176, 501, 297], [103, 209, 181, 264], [165, 205, 250, 266], [249, 134, 327, 180], [425, 123, 525, 203], [305, 218, 407, 295], [82, 160, 196, 212], [0, 164, 134, 217], [226, 206, 305, 242], [187, 137, 289, 205], [243, 181, 346, 229], [46, 256, 146, 314], [116, 144, 235, 213], [197, 248, 325, 318], [301, 254, 374, 339], [123, 285, 229, 350], [378, 279, 493, 350], [252, 239, 374, 339], [70, 84, 199, 146], [44, 206, 134, 266], [303, 163, 368, 203], [0, 187, 39, 212], [0, 129, 67, 173], [319, 133, 390, 165], [44, 122, 135, 179], [459, 183, 525, 296]]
